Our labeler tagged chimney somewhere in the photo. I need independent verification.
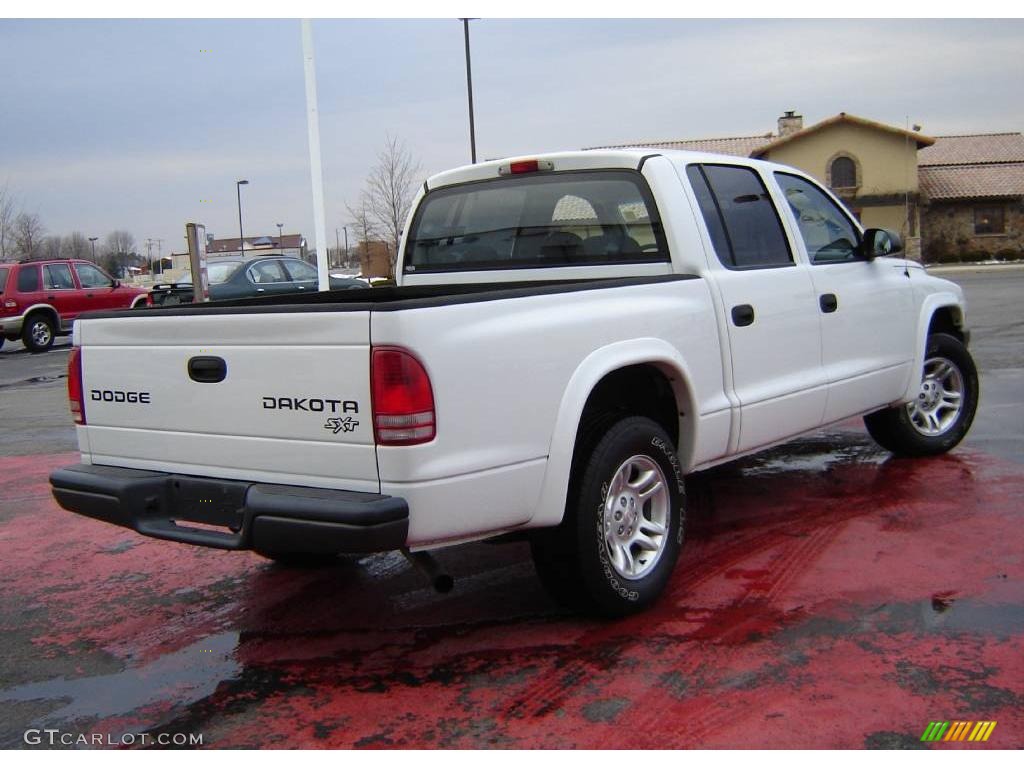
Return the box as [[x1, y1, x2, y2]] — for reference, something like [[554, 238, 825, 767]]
[[778, 110, 803, 137]]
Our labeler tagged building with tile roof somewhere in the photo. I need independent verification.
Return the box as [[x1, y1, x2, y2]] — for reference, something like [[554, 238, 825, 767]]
[[917, 133, 1024, 261], [594, 112, 1023, 262]]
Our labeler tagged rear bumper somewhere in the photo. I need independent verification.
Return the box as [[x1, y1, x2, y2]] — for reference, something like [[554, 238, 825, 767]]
[[50, 463, 408, 553], [0, 314, 26, 337]]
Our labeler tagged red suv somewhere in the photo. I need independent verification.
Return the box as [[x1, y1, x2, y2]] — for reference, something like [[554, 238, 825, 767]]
[[0, 259, 149, 353]]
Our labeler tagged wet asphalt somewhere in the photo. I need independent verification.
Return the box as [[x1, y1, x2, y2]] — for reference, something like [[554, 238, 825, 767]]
[[0, 265, 1021, 748]]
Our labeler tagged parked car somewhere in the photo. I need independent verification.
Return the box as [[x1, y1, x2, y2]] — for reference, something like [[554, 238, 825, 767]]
[[149, 256, 366, 306], [0, 259, 148, 352], [51, 149, 978, 616]]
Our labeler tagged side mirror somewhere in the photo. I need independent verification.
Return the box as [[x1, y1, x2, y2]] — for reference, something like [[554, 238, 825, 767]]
[[113, 279, 121, 288], [861, 228, 903, 260]]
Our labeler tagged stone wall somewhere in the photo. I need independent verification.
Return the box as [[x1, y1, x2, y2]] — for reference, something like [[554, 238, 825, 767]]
[[921, 198, 1024, 263]]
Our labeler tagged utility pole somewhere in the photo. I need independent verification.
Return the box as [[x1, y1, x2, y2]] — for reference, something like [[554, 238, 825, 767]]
[[277, 223, 284, 254], [301, 19, 330, 291], [460, 18, 478, 164], [145, 238, 154, 278], [236, 179, 249, 260], [343, 225, 349, 268], [155, 238, 163, 274]]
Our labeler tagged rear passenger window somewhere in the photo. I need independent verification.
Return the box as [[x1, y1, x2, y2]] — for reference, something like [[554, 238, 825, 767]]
[[688, 164, 793, 269], [0, 267, 8, 294], [44, 263, 76, 289], [17, 265, 40, 292]]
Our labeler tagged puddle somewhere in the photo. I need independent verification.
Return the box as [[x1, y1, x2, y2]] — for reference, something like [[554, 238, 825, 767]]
[[0, 631, 239, 726]]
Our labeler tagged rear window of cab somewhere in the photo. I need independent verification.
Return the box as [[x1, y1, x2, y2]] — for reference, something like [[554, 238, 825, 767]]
[[404, 170, 670, 273]]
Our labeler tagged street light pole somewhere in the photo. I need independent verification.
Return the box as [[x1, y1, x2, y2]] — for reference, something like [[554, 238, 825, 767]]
[[236, 179, 249, 259], [460, 18, 478, 164], [276, 223, 284, 254], [343, 225, 349, 268], [88, 237, 98, 262]]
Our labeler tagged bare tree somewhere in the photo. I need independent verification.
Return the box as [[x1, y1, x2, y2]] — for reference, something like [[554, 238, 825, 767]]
[[40, 235, 64, 260], [64, 231, 92, 261], [0, 183, 16, 262], [345, 197, 380, 273], [102, 230, 137, 277], [13, 212, 45, 261], [363, 135, 421, 274]]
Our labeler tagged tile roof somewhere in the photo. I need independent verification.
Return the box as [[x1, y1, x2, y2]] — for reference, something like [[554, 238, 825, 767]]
[[752, 113, 934, 156], [587, 134, 773, 157], [919, 133, 1024, 166], [919, 162, 1024, 201]]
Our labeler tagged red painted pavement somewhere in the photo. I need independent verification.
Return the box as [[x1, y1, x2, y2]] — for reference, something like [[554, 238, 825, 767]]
[[0, 428, 1021, 748]]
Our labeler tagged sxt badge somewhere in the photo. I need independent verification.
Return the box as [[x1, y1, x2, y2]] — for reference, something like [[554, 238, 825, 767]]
[[325, 417, 359, 434]]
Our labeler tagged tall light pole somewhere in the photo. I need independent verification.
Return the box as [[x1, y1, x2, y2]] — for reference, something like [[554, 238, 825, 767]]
[[236, 179, 249, 259], [343, 225, 349, 268], [460, 18, 478, 164], [88, 236, 98, 262], [276, 222, 284, 254]]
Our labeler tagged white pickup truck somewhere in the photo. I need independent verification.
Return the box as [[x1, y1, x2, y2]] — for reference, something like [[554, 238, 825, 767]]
[[51, 149, 978, 616]]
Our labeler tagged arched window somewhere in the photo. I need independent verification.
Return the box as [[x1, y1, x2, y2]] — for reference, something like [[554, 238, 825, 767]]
[[830, 156, 857, 189]]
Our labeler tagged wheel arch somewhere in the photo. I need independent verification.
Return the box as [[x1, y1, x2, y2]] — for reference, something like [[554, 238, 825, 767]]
[[902, 294, 966, 402], [21, 303, 61, 329], [527, 338, 698, 529]]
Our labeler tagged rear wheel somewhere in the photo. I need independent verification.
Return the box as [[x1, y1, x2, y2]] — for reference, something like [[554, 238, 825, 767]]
[[531, 415, 685, 617], [22, 313, 55, 353], [864, 333, 979, 457]]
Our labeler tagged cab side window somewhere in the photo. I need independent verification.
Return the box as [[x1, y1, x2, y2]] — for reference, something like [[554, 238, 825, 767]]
[[775, 173, 860, 264], [687, 164, 793, 269]]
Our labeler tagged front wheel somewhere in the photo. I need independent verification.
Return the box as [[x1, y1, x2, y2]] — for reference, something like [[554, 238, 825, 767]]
[[864, 333, 979, 457], [531, 416, 686, 617]]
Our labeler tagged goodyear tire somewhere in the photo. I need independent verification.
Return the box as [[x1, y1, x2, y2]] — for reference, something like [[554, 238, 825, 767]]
[[531, 416, 685, 617], [22, 313, 55, 353], [864, 333, 979, 457]]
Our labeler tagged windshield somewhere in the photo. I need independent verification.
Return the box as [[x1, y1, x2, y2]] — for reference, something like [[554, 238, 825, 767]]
[[174, 261, 239, 287], [404, 170, 669, 273]]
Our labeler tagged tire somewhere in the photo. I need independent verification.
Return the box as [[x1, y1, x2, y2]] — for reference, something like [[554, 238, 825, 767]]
[[22, 313, 55, 353], [531, 415, 686, 618], [254, 549, 340, 568], [864, 333, 979, 457]]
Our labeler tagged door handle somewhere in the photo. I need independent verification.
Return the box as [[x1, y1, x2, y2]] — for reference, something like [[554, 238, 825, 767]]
[[188, 356, 227, 383], [731, 304, 755, 327], [819, 293, 838, 313]]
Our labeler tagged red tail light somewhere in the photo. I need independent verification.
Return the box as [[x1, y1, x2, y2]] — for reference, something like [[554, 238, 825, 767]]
[[68, 347, 86, 425], [498, 159, 554, 176], [371, 347, 435, 446]]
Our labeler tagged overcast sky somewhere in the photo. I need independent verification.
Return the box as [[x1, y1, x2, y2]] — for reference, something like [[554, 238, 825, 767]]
[[2, 18, 1022, 257]]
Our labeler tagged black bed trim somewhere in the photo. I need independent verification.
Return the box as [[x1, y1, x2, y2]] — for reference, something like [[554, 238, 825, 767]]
[[80, 274, 699, 320]]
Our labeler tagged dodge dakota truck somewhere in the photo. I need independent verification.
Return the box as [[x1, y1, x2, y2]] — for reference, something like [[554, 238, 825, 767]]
[[50, 149, 978, 616]]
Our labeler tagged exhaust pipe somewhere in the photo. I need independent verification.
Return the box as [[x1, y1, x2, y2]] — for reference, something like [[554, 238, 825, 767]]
[[402, 549, 454, 593]]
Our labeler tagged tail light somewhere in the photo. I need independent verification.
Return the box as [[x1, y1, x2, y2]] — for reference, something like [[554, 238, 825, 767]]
[[68, 347, 86, 425], [371, 347, 435, 446], [498, 159, 554, 176]]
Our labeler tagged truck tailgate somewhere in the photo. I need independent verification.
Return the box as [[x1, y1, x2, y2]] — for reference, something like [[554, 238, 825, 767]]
[[76, 310, 378, 492]]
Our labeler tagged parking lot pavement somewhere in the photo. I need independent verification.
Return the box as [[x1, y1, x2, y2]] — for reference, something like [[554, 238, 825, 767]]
[[0, 267, 1021, 749]]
